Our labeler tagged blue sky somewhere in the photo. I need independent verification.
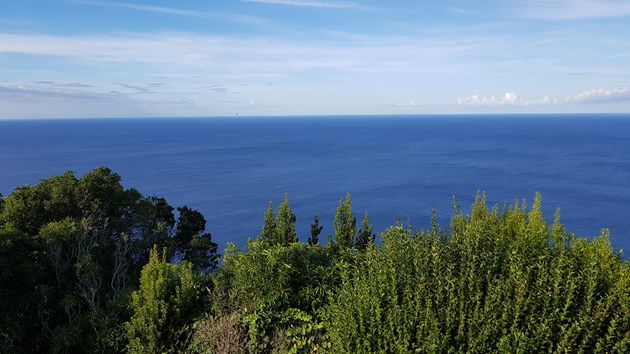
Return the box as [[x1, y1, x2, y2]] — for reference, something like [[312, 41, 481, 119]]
[[1, 0, 630, 118]]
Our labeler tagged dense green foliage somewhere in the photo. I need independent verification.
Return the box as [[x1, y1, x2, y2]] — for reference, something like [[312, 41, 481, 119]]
[[326, 194, 630, 353], [1, 169, 628, 353], [210, 241, 347, 352], [0, 168, 217, 353], [126, 246, 205, 353]]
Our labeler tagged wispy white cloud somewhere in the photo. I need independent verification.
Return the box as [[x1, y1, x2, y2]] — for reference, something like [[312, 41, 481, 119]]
[[1, 20, 629, 117], [449, 87, 630, 108], [0, 32, 497, 75], [514, 0, 630, 20], [0, 83, 151, 118], [389, 92, 557, 111], [208, 85, 229, 94], [115, 82, 155, 94], [0, 81, 214, 119], [241, 0, 367, 10], [573, 87, 630, 103], [0, 83, 105, 100], [446, 6, 478, 15], [33, 81, 95, 88], [391, 100, 422, 110], [73, 0, 267, 25], [453, 92, 557, 106]]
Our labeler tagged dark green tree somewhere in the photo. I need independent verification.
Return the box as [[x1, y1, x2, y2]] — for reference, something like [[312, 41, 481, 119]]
[[355, 212, 374, 250], [186, 234, 219, 274], [334, 193, 356, 248], [145, 197, 176, 227], [37, 219, 79, 291], [0, 167, 217, 353], [175, 206, 219, 273], [134, 196, 176, 269], [76, 167, 127, 220], [309, 215, 323, 246], [175, 206, 206, 250], [261, 202, 277, 242], [1, 171, 79, 235], [0, 229, 48, 353]]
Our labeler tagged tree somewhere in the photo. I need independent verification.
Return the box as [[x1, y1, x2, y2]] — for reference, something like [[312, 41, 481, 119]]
[[125, 247, 201, 354], [1, 171, 79, 235], [260, 195, 297, 246], [261, 202, 277, 243], [276, 194, 297, 246], [175, 206, 219, 273], [334, 194, 356, 248], [175, 207, 206, 250], [355, 212, 374, 250], [0, 229, 48, 353], [38, 219, 79, 290], [134, 196, 176, 270], [186, 234, 219, 274], [76, 167, 127, 223], [145, 197, 176, 228], [0, 167, 217, 352], [309, 216, 323, 246]]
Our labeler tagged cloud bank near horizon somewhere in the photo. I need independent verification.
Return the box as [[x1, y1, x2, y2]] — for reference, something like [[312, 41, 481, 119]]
[[0, 0, 629, 118]]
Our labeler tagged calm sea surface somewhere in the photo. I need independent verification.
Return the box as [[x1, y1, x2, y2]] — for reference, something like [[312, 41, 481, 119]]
[[1, 115, 629, 253]]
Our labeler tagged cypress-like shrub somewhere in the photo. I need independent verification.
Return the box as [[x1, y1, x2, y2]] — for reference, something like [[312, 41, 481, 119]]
[[326, 194, 630, 353]]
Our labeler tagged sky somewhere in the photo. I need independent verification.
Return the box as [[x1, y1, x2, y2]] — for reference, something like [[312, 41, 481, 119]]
[[0, 0, 630, 118]]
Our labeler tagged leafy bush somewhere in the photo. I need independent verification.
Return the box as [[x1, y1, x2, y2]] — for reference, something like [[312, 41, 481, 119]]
[[125, 247, 205, 353], [210, 240, 349, 352], [326, 194, 630, 353]]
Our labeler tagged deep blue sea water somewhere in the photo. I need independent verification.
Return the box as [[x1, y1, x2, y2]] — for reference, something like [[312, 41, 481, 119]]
[[1, 115, 629, 253]]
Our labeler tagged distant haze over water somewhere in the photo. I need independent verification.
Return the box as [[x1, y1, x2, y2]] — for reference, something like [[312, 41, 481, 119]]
[[1, 115, 629, 253]]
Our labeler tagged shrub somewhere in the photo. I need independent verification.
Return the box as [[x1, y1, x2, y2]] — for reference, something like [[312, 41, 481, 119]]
[[189, 312, 248, 354], [212, 240, 349, 352], [326, 194, 630, 353], [125, 247, 204, 353]]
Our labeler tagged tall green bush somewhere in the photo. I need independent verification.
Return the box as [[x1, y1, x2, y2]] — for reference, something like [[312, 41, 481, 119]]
[[326, 194, 630, 353], [260, 194, 298, 247], [334, 193, 356, 248], [126, 247, 203, 353]]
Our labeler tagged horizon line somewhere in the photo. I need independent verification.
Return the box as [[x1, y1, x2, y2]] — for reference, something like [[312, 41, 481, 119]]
[[1, 112, 630, 121]]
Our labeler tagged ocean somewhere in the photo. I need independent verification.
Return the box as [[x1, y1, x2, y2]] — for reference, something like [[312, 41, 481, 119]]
[[1, 115, 629, 253]]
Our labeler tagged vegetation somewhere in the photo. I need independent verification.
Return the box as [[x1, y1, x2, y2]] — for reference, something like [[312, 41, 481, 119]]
[[126, 246, 204, 353], [1, 168, 628, 353], [327, 195, 629, 353], [0, 168, 217, 353]]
